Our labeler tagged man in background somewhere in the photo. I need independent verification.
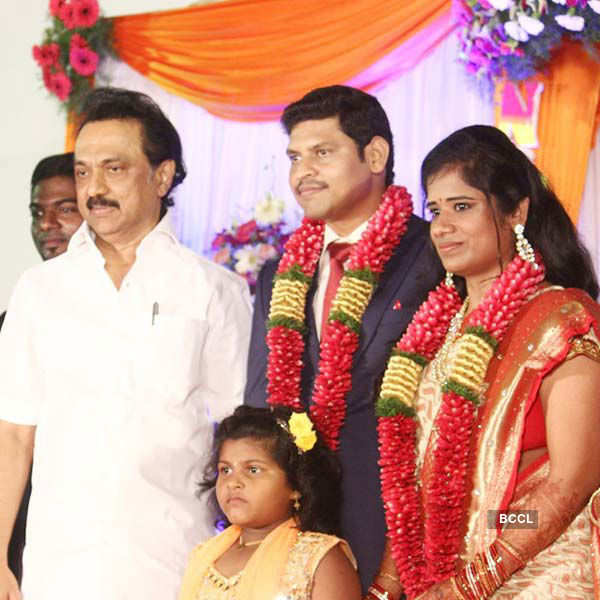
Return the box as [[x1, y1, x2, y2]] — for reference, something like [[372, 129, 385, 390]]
[[0, 153, 81, 328], [29, 153, 82, 261], [0, 152, 81, 584]]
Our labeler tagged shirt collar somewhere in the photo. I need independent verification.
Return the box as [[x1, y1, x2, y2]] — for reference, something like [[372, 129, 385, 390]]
[[322, 220, 369, 253], [67, 212, 178, 256]]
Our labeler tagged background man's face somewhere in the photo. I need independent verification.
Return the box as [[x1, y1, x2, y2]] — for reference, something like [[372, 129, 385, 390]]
[[30, 175, 82, 260], [74, 118, 164, 244]]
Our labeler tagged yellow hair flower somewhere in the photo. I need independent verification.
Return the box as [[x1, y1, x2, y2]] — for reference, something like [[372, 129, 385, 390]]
[[288, 412, 317, 453]]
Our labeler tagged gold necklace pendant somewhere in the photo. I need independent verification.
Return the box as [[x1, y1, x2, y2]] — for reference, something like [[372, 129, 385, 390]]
[[429, 297, 470, 385]]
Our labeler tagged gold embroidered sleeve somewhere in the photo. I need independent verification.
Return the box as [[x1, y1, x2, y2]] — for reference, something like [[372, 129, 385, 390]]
[[566, 330, 600, 363], [279, 532, 354, 599]]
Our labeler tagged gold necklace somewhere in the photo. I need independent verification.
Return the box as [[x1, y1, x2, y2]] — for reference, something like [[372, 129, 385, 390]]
[[238, 535, 264, 548], [429, 297, 469, 385]]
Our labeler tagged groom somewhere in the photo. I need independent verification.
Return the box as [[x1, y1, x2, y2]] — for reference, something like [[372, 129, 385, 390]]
[[245, 85, 442, 591]]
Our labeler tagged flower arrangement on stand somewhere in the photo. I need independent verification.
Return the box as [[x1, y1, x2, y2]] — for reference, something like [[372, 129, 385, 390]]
[[32, 0, 113, 111], [454, 0, 600, 82], [210, 193, 292, 294]]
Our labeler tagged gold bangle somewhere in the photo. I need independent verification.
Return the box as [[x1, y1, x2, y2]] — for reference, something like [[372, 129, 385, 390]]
[[495, 537, 527, 568], [474, 555, 493, 596], [589, 487, 600, 528], [450, 576, 468, 600], [484, 547, 503, 588], [378, 572, 400, 584]]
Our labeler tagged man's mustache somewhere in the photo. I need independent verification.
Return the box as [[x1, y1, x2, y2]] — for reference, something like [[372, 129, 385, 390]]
[[296, 179, 327, 193], [86, 196, 120, 210]]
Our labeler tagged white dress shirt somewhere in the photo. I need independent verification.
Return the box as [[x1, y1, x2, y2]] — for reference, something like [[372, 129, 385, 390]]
[[0, 216, 252, 600], [313, 221, 369, 339]]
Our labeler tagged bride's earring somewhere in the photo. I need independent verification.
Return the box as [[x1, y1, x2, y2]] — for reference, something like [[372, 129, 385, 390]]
[[514, 223, 535, 264]]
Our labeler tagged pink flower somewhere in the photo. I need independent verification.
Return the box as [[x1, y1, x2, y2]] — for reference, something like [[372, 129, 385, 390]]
[[42, 67, 53, 90], [72, 0, 100, 28], [59, 3, 76, 29], [70, 33, 87, 50], [32, 43, 60, 67], [257, 243, 277, 261], [213, 247, 231, 265], [211, 233, 227, 250], [49, 0, 68, 18], [47, 71, 72, 101], [70, 45, 99, 76], [234, 220, 257, 244]]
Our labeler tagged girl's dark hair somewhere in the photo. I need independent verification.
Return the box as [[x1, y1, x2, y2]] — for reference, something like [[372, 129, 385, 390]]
[[421, 125, 598, 298], [202, 405, 342, 535]]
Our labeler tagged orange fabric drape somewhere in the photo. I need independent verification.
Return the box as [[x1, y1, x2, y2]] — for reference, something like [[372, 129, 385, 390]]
[[111, 0, 452, 121], [534, 41, 600, 223]]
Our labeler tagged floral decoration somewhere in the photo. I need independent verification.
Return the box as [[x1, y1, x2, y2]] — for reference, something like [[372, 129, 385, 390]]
[[376, 253, 545, 598], [265, 185, 413, 450], [454, 0, 600, 82], [33, 0, 113, 111], [210, 192, 291, 294], [288, 412, 318, 452]]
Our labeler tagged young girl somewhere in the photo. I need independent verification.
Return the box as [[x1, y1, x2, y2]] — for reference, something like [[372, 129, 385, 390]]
[[178, 405, 361, 600]]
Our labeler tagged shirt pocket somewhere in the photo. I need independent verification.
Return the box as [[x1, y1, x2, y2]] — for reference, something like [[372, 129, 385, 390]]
[[135, 314, 209, 409]]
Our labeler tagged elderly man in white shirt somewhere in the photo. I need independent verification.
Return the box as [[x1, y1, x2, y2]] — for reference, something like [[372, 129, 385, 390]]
[[0, 88, 251, 600]]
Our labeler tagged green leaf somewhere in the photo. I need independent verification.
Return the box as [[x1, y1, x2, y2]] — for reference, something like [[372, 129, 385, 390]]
[[375, 396, 416, 418], [327, 310, 360, 334], [442, 380, 480, 405], [274, 264, 312, 285], [344, 268, 378, 285], [267, 316, 306, 333], [393, 350, 429, 368], [464, 326, 498, 350]]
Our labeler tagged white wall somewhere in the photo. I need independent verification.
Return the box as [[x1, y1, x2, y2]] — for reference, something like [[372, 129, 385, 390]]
[[0, 0, 195, 311]]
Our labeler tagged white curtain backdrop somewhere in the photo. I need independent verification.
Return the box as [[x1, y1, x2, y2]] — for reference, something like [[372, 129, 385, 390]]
[[98, 35, 494, 255], [98, 34, 600, 278]]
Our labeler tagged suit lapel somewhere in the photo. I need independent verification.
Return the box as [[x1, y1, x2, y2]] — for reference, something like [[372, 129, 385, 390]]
[[353, 239, 421, 365]]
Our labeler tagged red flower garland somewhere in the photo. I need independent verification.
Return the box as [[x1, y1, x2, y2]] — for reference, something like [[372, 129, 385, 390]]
[[378, 281, 462, 598], [377, 253, 545, 598], [266, 186, 413, 449]]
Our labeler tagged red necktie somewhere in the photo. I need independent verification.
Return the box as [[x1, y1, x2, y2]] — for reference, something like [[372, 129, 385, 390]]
[[321, 242, 353, 335]]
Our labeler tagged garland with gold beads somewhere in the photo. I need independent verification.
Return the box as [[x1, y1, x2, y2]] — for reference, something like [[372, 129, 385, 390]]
[[266, 185, 413, 450], [376, 252, 545, 599]]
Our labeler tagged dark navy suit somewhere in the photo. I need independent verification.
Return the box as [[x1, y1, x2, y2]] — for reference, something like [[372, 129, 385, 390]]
[[245, 215, 443, 592]]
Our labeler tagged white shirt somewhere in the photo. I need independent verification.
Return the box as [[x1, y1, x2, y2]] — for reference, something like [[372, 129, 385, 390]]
[[313, 221, 369, 338], [0, 216, 251, 600]]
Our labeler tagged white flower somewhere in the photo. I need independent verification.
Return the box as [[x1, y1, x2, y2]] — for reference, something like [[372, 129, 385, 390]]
[[489, 0, 513, 9], [234, 247, 261, 275], [504, 20, 530, 41], [254, 192, 284, 225], [589, 0, 600, 13], [551, 0, 566, 4], [518, 14, 545, 36], [555, 13, 585, 31]]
